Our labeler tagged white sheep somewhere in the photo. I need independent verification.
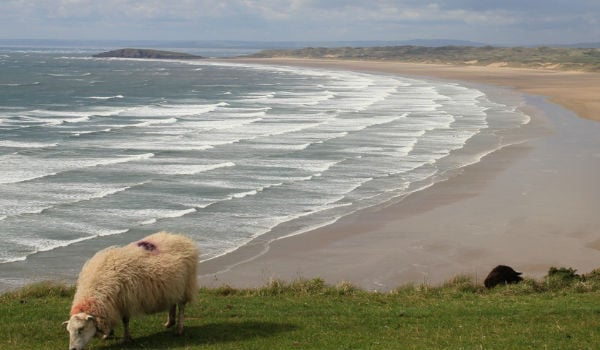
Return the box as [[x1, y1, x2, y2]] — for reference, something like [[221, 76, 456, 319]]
[[64, 231, 199, 350]]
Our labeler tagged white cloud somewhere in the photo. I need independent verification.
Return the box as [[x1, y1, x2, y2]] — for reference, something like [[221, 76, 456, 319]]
[[0, 0, 598, 44]]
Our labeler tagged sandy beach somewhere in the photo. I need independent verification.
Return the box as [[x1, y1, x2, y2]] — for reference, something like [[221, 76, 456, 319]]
[[198, 58, 600, 291]]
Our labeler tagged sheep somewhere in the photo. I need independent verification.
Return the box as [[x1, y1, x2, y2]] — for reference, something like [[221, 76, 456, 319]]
[[64, 231, 199, 350], [484, 265, 523, 288]]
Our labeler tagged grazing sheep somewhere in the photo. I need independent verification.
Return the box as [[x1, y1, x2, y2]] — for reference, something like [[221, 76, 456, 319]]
[[484, 265, 523, 288], [64, 232, 199, 350]]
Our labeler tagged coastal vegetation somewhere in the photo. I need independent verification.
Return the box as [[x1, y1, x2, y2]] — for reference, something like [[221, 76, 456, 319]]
[[3, 267, 600, 349], [249, 45, 600, 71]]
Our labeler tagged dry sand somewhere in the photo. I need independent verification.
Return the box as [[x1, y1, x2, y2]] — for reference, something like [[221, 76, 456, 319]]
[[198, 58, 600, 291]]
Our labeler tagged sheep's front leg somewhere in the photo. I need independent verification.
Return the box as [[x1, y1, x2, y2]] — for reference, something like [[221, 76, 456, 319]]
[[176, 302, 186, 335], [101, 329, 115, 340], [164, 304, 176, 328], [122, 316, 132, 342]]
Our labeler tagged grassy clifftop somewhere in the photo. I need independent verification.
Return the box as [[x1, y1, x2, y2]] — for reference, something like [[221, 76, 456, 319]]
[[2, 268, 600, 349], [250, 45, 600, 71]]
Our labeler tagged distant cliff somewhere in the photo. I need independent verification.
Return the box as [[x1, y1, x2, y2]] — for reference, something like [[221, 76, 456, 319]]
[[93, 48, 203, 59]]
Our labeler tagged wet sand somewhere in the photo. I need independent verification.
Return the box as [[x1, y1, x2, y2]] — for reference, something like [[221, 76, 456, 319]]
[[198, 59, 600, 291]]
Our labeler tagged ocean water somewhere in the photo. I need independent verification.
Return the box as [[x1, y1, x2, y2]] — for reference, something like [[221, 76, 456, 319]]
[[0, 47, 531, 289]]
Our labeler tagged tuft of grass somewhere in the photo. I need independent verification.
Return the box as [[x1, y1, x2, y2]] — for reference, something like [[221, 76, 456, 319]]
[[0, 281, 74, 302], [203, 278, 360, 297], [441, 274, 484, 293]]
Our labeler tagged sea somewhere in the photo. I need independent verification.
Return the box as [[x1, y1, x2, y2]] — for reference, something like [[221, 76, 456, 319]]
[[0, 45, 533, 290]]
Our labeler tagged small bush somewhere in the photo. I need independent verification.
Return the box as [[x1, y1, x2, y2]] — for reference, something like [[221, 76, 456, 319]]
[[545, 267, 582, 289], [547, 267, 580, 281], [583, 268, 600, 282]]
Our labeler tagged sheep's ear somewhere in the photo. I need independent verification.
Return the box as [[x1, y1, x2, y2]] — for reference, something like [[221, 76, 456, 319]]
[[63, 320, 69, 326]]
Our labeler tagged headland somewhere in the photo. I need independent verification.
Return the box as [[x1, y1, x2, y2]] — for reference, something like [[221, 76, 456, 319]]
[[93, 48, 203, 60]]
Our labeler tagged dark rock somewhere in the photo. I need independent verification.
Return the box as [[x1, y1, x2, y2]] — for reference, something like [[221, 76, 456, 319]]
[[484, 265, 523, 288]]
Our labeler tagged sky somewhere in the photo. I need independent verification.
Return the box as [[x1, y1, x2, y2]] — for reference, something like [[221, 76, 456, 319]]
[[1, 1, 599, 46]]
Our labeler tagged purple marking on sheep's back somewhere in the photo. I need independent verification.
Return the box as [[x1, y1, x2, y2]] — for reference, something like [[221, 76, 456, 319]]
[[137, 241, 157, 252]]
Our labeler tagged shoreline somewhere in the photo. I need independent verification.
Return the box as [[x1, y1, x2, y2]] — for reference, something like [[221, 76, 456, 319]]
[[227, 58, 600, 123], [198, 58, 600, 291]]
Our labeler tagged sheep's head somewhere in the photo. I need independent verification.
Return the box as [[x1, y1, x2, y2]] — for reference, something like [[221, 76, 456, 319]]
[[64, 313, 97, 350]]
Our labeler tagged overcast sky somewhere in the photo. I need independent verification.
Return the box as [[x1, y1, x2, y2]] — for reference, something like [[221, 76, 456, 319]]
[[1, 1, 599, 45]]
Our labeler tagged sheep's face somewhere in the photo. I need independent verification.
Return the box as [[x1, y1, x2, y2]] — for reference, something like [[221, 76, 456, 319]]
[[64, 313, 97, 350]]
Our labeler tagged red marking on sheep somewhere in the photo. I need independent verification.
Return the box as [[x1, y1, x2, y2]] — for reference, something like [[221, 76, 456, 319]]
[[137, 240, 157, 252], [71, 298, 96, 316]]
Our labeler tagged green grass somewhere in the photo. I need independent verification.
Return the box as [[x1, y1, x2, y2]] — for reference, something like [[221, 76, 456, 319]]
[[3, 274, 600, 349]]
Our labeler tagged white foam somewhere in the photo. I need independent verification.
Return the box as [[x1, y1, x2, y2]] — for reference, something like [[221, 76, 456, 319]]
[[0, 181, 150, 221], [242, 92, 276, 100], [93, 139, 217, 151], [153, 161, 236, 175], [0, 140, 58, 149], [132, 117, 178, 127], [0, 255, 27, 264], [71, 128, 113, 136], [247, 90, 336, 106], [140, 218, 157, 225], [135, 208, 198, 225], [98, 228, 130, 236], [160, 208, 197, 218], [179, 117, 264, 131], [47, 72, 91, 77], [232, 190, 258, 199], [124, 102, 227, 118], [0, 224, 129, 263], [27, 108, 118, 118], [0, 81, 40, 87], [86, 95, 124, 100], [92, 153, 155, 167], [245, 158, 343, 174], [0, 153, 154, 184], [7, 236, 96, 262], [87, 183, 143, 200], [4, 225, 133, 262], [0, 202, 53, 218], [249, 142, 312, 151], [25, 107, 125, 125]]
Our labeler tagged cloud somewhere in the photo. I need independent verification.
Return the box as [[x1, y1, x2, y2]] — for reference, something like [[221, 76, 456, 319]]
[[0, 0, 598, 44]]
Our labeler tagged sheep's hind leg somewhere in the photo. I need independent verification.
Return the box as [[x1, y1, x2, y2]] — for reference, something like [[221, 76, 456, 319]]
[[175, 302, 186, 335], [164, 305, 177, 328]]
